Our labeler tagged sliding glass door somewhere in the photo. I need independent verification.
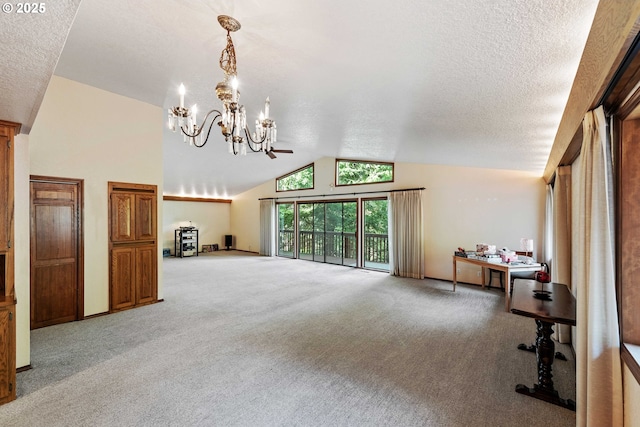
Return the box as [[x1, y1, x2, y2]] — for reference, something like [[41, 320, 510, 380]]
[[280, 199, 386, 271], [297, 201, 357, 266], [298, 203, 314, 261], [325, 201, 357, 266], [277, 203, 294, 258], [363, 198, 389, 270], [313, 203, 325, 262]]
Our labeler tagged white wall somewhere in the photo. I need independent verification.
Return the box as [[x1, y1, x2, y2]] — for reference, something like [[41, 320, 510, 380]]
[[231, 157, 545, 282], [26, 76, 163, 347], [163, 200, 231, 254], [231, 179, 272, 254], [14, 133, 30, 368]]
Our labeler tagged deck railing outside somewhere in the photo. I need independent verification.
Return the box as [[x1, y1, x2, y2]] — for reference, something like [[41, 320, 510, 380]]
[[278, 230, 389, 264]]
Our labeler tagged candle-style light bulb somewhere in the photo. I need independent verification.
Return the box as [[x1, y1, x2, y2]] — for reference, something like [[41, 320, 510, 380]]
[[178, 83, 186, 108], [192, 104, 198, 125], [259, 111, 265, 122], [264, 97, 270, 118], [231, 77, 238, 103]]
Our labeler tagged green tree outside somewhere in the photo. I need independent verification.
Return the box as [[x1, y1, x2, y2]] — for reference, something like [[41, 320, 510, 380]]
[[363, 199, 388, 235], [337, 161, 393, 185], [277, 165, 314, 191]]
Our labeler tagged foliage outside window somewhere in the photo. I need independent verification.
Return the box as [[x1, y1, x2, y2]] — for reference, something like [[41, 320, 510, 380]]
[[363, 199, 389, 235], [336, 159, 393, 186], [276, 163, 314, 192], [277, 203, 295, 257]]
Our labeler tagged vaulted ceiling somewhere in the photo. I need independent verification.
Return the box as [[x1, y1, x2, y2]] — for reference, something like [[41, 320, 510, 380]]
[[0, 0, 603, 197]]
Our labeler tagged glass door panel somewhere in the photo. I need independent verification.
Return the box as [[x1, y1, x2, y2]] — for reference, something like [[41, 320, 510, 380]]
[[363, 199, 389, 270], [298, 203, 314, 261], [313, 203, 325, 262], [342, 201, 357, 267], [325, 202, 343, 265], [296, 201, 358, 267], [277, 203, 294, 258]]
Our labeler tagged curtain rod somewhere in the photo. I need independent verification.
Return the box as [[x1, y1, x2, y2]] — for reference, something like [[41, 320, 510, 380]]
[[597, 29, 640, 109], [258, 187, 425, 201]]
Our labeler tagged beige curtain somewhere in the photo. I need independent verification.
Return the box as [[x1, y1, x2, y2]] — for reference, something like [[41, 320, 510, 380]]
[[553, 166, 572, 343], [259, 199, 276, 256], [388, 189, 424, 279], [543, 184, 553, 267], [575, 106, 622, 426]]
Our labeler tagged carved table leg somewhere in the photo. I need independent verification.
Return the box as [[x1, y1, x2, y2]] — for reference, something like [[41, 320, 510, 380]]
[[515, 319, 576, 411], [517, 343, 568, 360]]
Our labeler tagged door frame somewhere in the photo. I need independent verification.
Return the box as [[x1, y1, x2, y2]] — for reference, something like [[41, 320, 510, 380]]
[[30, 175, 85, 324], [361, 197, 389, 271]]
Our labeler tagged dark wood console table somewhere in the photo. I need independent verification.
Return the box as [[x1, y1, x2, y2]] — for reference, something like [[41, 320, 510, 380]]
[[510, 279, 576, 411]]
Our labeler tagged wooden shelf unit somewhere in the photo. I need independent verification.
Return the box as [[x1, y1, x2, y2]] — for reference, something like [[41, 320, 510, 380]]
[[0, 120, 19, 405]]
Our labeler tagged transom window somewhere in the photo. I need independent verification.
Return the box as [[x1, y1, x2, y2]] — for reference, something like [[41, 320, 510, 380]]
[[276, 163, 314, 192], [335, 159, 394, 186]]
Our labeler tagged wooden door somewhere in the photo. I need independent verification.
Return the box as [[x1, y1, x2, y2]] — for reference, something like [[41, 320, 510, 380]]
[[135, 246, 157, 304], [110, 247, 136, 311], [30, 179, 83, 329]]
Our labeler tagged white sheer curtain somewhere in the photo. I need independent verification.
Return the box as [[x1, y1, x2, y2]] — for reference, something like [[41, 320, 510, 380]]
[[575, 106, 622, 426], [388, 189, 424, 279], [259, 199, 276, 256], [553, 166, 572, 343], [543, 183, 553, 268]]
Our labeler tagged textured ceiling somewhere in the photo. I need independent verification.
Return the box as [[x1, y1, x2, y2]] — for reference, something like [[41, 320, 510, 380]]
[[2, 0, 600, 197], [0, 0, 81, 132]]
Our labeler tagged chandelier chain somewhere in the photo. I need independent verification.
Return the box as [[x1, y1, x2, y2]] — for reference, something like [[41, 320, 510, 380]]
[[219, 32, 237, 78]]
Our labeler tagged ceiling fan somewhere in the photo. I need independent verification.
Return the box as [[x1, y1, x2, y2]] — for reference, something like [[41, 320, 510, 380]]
[[265, 148, 294, 159]]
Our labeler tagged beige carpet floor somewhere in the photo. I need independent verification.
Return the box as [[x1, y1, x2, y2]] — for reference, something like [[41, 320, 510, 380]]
[[0, 251, 576, 426]]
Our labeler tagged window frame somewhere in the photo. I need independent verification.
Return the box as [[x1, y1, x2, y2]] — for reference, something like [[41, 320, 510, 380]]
[[361, 197, 390, 271], [591, 31, 640, 386], [275, 163, 314, 193], [334, 159, 394, 187], [615, 113, 640, 383]]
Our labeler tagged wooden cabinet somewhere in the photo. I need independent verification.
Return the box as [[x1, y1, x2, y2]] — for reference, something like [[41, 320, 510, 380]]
[[111, 245, 158, 311], [110, 193, 135, 242], [110, 245, 157, 310], [108, 182, 157, 312], [0, 120, 19, 405], [110, 193, 156, 242], [0, 303, 16, 404], [110, 247, 135, 311], [135, 194, 156, 241], [135, 245, 157, 305], [0, 123, 15, 254]]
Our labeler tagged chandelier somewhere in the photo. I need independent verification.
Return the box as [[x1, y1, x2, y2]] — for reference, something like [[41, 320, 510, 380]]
[[167, 15, 292, 159]]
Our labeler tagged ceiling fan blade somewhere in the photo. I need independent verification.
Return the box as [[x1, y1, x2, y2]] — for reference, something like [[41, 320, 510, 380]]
[[271, 149, 294, 154], [266, 150, 276, 159]]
